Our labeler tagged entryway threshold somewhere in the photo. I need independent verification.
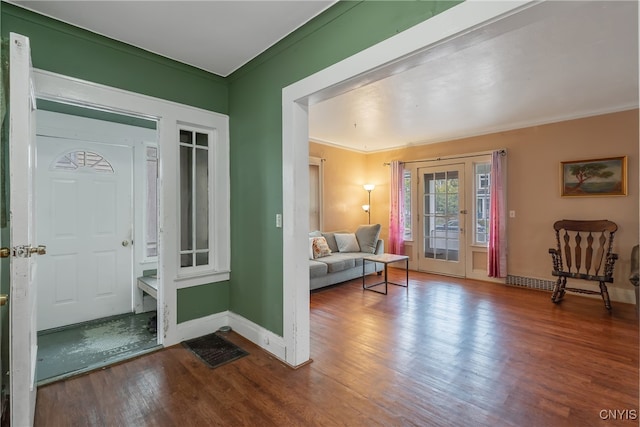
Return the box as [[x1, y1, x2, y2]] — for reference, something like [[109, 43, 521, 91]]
[[37, 345, 162, 387]]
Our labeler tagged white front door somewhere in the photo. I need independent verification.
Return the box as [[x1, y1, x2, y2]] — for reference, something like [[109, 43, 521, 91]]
[[418, 164, 466, 277], [9, 32, 39, 427], [36, 138, 133, 330]]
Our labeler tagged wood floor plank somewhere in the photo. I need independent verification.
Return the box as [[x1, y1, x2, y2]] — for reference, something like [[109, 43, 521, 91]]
[[34, 270, 639, 426]]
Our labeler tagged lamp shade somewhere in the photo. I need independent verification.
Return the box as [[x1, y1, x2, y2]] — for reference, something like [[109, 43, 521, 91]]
[[362, 204, 370, 212], [363, 184, 375, 192]]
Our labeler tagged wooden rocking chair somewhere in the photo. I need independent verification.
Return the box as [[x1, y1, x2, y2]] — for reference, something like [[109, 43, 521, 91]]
[[549, 219, 618, 311]]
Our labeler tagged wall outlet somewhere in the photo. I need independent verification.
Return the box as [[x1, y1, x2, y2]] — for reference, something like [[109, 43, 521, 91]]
[[276, 214, 283, 228], [509, 210, 516, 218]]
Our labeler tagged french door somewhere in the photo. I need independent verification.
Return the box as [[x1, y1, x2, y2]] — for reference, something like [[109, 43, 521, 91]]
[[418, 164, 466, 277]]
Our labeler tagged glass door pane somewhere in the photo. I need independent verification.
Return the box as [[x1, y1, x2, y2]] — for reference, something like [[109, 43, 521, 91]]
[[418, 164, 465, 277]]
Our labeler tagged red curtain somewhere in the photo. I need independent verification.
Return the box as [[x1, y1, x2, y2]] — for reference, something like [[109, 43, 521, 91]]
[[488, 150, 507, 277]]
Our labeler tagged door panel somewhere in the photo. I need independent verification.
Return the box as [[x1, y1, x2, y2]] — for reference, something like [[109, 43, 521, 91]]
[[36, 138, 133, 330], [9, 32, 38, 427], [418, 164, 466, 277]]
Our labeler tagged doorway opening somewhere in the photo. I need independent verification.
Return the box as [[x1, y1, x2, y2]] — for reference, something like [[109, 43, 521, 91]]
[[34, 102, 161, 383]]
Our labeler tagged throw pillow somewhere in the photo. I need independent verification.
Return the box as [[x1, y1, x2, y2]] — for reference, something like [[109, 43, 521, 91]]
[[355, 223, 381, 254], [322, 231, 348, 253], [309, 237, 332, 259], [334, 233, 361, 252]]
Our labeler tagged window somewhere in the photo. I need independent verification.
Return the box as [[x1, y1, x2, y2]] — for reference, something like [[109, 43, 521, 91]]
[[474, 162, 491, 245], [53, 150, 114, 173], [179, 127, 211, 269], [145, 146, 158, 258], [403, 169, 412, 240], [309, 156, 324, 231]]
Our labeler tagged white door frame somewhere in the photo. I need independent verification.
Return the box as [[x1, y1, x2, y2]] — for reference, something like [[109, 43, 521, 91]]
[[33, 69, 230, 347], [282, 1, 534, 366], [416, 163, 466, 277]]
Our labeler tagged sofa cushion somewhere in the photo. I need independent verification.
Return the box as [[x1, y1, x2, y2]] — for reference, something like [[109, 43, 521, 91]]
[[309, 230, 322, 238], [321, 254, 356, 273], [309, 260, 328, 278], [355, 224, 381, 254], [309, 236, 332, 259], [321, 231, 348, 253], [335, 233, 360, 252]]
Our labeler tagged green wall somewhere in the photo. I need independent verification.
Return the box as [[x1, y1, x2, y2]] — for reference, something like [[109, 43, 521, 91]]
[[1, 3, 228, 113], [1, 2, 230, 323], [177, 283, 230, 323], [228, 1, 461, 334], [0, 0, 461, 337]]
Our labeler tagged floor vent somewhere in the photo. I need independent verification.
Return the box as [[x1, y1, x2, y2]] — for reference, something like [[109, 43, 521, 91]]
[[506, 275, 555, 291]]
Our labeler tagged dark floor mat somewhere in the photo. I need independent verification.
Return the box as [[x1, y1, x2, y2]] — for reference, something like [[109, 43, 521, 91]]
[[182, 333, 248, 369]]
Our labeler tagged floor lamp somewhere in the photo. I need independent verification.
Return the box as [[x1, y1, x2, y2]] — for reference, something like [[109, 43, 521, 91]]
[[362, 184, 375, 224]]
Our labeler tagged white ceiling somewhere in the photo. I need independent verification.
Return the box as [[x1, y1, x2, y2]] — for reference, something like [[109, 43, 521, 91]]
[[8, 1, 639, 153], [9, 0, 336, 77], [309, 0, 639, 152]]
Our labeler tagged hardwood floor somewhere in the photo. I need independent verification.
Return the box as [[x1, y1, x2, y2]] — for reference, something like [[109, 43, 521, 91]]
[[34, 270, 639, 426]]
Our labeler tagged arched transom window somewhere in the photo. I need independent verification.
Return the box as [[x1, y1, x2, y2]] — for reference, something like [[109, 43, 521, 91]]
[[52, 150, 114, 173]]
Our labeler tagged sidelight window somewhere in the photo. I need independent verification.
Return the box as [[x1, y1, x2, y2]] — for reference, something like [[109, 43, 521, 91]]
[[403, 169, 412, 240], [179, 127, 211, 269], [474, 162, 491, 245]]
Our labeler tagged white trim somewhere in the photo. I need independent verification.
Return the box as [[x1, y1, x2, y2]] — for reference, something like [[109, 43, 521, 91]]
[[169, 310, 288, 362], [174, 311, 287, 360], [173, 311, 228, 343], [282, 1, 536, 366], [34, 69, 230, 348], [228, 312, 287, 362], [174, 271, 230, 289]]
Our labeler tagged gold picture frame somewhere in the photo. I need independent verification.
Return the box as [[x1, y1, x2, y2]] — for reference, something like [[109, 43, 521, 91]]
[[560, 156, 627, 197]]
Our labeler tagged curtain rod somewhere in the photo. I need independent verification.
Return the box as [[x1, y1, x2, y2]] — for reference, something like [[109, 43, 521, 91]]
[[383, 149, 506, 166]]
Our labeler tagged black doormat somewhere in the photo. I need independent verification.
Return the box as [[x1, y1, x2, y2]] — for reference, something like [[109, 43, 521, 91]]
[[182, 333, 248, 369]]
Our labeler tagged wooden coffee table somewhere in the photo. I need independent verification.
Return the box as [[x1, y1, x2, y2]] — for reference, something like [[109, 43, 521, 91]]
[[362, 253, 409, 295]]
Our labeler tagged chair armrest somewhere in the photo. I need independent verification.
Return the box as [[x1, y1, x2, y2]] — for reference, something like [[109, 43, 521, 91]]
[[630, 245, 639, 286], [375, 239, 384, 255], [604, 253, 618, 278], [549, 248, 562, 272]]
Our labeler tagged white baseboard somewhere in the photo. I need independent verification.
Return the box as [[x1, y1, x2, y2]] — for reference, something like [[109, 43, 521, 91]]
[[228, 311, 287, 361], [170, 311, 228, 345], [165, 310, 287, 363]]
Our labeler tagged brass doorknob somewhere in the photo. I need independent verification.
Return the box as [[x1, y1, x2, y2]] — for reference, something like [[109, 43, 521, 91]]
[[29, 245, 47, 256], [0, 295, 8, 306], [0, 248, 10, 258]]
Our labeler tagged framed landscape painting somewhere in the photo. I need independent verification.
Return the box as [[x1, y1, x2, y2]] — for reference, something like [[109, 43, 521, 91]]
[[561, 156, 627, 197]]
